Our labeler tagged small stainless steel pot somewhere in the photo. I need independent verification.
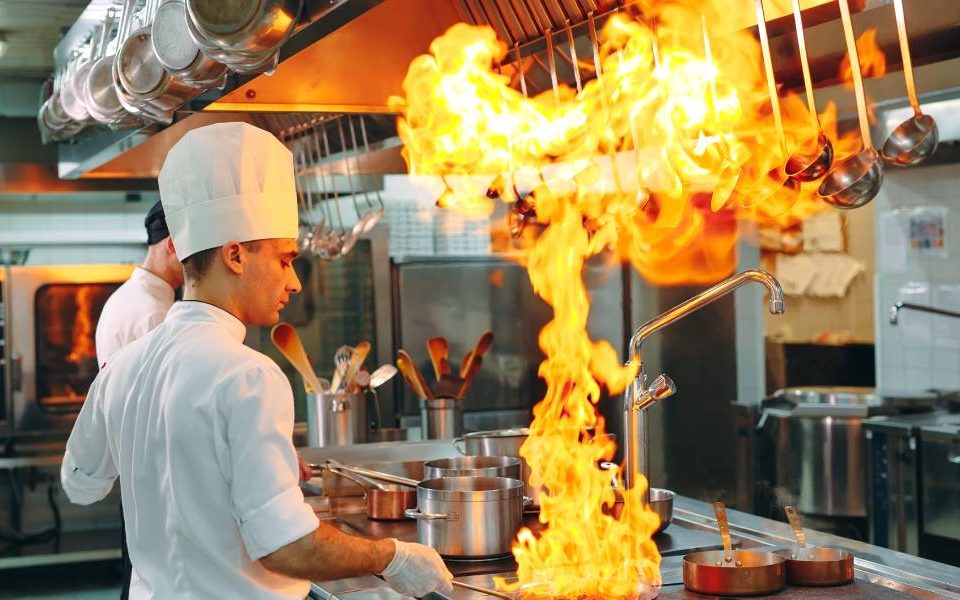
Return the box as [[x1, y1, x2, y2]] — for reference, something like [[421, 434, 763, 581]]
[[423, 456, 522, 481], [323, 466, 416, 521], [406, 476, 525, 559]]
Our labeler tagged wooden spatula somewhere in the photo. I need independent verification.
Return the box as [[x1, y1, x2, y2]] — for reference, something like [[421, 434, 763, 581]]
[[456, 355, 483, 399], [426, 337, 450, 381], [397, 350, 433, 399], [271, 322, 325, 393], [342, 340, 371, 391], [459, 331, 494, 378]]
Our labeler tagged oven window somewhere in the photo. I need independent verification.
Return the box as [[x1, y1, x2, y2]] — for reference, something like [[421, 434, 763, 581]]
[[34, 282, 120, 407]]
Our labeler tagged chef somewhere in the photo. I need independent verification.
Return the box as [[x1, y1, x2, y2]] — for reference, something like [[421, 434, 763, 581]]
[[95, 200, 183, 367], [61, 122, 453, 599]]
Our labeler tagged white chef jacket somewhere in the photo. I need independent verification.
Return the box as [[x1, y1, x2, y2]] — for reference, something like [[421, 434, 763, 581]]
[[62, 301, 319, 599], [95, 267, 175, 367]]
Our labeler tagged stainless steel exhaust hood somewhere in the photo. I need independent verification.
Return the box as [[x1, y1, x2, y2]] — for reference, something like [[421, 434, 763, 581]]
[[56, 0, 960, 180]]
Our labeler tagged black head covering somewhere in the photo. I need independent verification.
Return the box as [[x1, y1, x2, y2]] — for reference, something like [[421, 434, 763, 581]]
[[144, 200, 170, 246]]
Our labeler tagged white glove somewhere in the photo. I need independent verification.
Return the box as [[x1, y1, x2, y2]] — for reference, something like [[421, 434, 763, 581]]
[[380, 539, 454, 598]]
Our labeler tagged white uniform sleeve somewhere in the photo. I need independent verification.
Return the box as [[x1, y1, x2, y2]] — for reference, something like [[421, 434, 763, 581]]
[[61, 374, 118, 505], [221, 363, 319, 560]]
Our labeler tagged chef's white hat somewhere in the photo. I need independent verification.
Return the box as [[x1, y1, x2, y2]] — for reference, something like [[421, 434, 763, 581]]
[[158, 122, 298, 260]]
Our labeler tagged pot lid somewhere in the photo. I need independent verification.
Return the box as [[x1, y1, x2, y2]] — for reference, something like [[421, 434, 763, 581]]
[[153, 1, 202, 72]]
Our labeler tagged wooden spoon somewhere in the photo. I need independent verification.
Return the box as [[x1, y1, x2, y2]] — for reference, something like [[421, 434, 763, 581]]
[[426, 336, 450, 380], [397, 350, 433, 399], [342, 340, 371, 391], [271, 322, 325, 393], [459, 331, 494, 378], [456, 355, 483, 400]]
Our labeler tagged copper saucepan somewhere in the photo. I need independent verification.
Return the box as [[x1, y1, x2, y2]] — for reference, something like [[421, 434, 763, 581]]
[[317, 464, 416, 521], [777, 505, 854, 586], [683, 501, 786, 596]]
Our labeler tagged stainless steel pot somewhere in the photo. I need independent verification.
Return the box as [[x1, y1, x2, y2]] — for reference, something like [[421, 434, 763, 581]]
[[305, 391, 368, 448], [423, 456, 522, 481], [406, 476, 525, 559], [758, 387, 936, 518], [152, 0, 228, 87], [185, 0, 302, 73], [454, 428, 537, 506]]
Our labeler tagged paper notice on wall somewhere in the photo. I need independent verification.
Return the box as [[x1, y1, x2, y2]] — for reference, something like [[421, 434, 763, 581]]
[[879, 210, 909, 273], [934, 284, 960, 350], [774, 252, 865, 298], [908, 206, 948, 257], [802, 211, 844, 252], [899, 282, 933, 348]]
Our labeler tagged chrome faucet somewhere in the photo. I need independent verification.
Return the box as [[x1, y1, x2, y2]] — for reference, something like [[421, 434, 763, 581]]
[[889, 301, 960, 325], [622, 269, 785, 497]]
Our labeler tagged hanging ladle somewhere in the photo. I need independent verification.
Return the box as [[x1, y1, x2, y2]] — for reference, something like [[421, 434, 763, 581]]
[[880, 0, 938, 166], [755, 0, 801, 201], [784, 0, 834, 181], [817, 0, 884, 209]]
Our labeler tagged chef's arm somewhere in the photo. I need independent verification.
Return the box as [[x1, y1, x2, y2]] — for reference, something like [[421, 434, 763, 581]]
[[61, 375, 118, 504], [259, 521, 395, 581]]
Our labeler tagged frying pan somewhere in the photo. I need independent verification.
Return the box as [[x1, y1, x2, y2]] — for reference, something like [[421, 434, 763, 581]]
[[683, 501, 786, 596]]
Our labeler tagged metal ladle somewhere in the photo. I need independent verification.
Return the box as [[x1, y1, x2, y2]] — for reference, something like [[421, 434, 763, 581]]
[[818, 0, 884, 209], [880, 0, 938, 166], [784, 0, 834, 181], [755, 0, 801, 202]]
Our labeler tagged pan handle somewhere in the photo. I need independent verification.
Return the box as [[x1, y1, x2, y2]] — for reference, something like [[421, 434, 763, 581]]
[[405, 508, 454, 521]]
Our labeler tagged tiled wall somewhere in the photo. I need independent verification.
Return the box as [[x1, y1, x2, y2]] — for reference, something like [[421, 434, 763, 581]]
[[874, 162, 960, 393]]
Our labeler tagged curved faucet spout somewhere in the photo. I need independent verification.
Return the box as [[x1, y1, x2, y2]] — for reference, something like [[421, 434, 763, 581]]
[[627, 269, 785, 362], [622, 269, 784, 494]]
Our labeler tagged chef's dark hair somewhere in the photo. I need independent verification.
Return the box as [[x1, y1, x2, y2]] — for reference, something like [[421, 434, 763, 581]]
[[144, 200, 170, 246], [182, 240, 262, 281]]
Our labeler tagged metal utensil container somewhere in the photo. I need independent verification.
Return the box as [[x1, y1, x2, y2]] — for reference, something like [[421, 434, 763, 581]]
[[423, 456, 522, 481], [405, 476, 525, 559], [420, 396, 462, 440], [305, 391, 368, 447]]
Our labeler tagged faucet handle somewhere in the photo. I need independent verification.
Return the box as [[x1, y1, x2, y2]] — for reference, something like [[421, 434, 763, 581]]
[[647, 374, 677, 402], [631, 373, 677, 411]]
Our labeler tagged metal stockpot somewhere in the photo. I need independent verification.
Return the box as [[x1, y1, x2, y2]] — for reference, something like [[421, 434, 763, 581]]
[[305, 391, 368, 447], [185, 0, 302, 73], [423, 456, 522, 481], [406, 476, 525, 559], [758, 387, 936, 518], [152, 0, 228, 87], [454, 428, 537, 506]]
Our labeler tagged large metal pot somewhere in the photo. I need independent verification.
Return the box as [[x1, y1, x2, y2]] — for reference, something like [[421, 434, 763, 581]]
[[405, 476, 525, 559], [151, 0, 228, 87], [454, 428, 538, 507], [185, 0, 302, 73], [423, 456, 522, 481], [757, 387, 936, 518]]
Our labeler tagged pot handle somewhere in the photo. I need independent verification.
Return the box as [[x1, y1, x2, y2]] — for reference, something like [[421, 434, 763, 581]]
[[452, 437, 466, 455], [523, 496, 534, 507], [405, 508, 451, 521]]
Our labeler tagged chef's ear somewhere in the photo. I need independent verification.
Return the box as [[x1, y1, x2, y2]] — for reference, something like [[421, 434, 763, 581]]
[[221, 241, 245, 275]]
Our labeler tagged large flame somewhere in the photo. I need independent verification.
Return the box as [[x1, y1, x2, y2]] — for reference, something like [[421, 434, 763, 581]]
[[389, 3, 881, 597]]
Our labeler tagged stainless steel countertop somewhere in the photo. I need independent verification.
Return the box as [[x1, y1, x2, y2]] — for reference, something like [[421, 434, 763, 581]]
[[299, 441, 960, 600]]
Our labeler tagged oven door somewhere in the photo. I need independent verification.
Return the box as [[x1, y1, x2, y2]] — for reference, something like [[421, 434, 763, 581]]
[[7, 264, 132, 437]]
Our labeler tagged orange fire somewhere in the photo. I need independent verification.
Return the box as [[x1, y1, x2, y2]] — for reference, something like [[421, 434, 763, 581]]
[[390, 3, 880, 597], [66, 286, 98, 365]]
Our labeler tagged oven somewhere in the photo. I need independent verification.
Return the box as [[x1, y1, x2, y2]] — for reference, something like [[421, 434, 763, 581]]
[[1, 264, 132, 440]]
